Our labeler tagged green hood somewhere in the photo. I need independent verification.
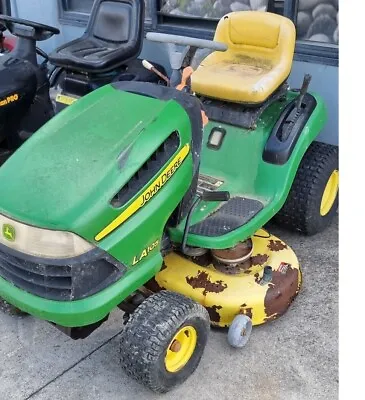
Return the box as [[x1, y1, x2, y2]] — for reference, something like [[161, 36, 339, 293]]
[[0, 84, 191, 238]]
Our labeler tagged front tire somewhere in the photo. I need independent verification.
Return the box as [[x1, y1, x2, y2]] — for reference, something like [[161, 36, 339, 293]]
[[120, 290, 210, 393], [275, 142, 338, 235], [0, 297, 28, 316]]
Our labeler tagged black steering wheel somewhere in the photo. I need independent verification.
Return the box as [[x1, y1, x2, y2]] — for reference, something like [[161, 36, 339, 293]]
[[0, 15, 60, 41]]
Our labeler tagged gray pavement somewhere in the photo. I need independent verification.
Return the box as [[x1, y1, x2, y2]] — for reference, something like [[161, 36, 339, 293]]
[[0, 217, 338, 400]]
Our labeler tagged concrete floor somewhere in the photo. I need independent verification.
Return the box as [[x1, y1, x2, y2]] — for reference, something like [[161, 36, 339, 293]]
[[0, 217, 338, 400]]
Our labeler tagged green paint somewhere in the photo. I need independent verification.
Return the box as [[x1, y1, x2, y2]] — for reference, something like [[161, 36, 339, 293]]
[[169, 92, 327, 248], [0, 84, 326, 327]]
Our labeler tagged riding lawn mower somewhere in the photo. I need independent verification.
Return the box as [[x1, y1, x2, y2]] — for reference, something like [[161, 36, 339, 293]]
[[0, 21, 15, 52], [0, 0, 165, 165], [0, 10, 338, 393]]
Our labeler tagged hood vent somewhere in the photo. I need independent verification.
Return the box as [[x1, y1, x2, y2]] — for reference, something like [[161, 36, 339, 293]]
[[111, 131, 180, 208]]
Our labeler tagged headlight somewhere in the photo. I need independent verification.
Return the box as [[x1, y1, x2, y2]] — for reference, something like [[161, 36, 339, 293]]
[[0, 214, 94, 259]]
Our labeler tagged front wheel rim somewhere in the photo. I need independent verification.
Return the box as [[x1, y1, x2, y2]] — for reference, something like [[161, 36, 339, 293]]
[[320, 169, 339, 216], [164, 325, 197, 373]]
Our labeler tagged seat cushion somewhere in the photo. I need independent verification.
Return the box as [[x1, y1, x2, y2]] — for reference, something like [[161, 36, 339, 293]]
[[49, 37, 135, 72], [48, 0, 143, 73], [192, 55, 286, 104], [191, 11, 296, 105]]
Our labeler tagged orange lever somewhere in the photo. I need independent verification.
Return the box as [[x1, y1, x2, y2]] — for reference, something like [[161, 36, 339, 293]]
[[201, 110, 209, 127], [176, 66, 194, 91]]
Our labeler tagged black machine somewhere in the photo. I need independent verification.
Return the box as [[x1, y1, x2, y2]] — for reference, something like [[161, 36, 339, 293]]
[[0, 15, 58, 163], [0, 0, 165, 165]]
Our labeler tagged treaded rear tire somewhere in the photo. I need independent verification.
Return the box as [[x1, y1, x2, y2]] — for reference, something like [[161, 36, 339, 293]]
[[120, 290, 210, 393], [274, 141, 338, 235]]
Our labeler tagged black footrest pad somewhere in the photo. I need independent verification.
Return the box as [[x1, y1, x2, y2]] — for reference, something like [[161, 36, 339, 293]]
[[189, 197, 264, 237]]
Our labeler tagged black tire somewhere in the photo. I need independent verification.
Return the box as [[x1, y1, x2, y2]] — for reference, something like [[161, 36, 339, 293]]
[[0, 297, 28, 316], [120, 290, 210, 393], [275, 141, 338, 235]]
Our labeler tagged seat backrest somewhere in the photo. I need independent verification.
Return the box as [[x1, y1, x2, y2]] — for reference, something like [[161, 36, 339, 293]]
[[213, 11, 295, 67], [87, 0, 144, 48]]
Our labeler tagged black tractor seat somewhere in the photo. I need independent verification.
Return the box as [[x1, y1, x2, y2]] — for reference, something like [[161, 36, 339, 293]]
[[49, 0, 144, 73]]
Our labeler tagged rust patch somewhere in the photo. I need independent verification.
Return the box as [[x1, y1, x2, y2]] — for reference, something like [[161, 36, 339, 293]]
[[254, 273, 260, 284], [240, 307, 253, 320], [206, 305, 222, 323], [244, 269, 252, 274], [212, 239, 252, 261], [264, 266, 299, 321], [213, 259, 251, 275], [264, 314, 278, 323], [251, 254, 269, 266], [186, 270, 228, 295], [268, 240, 288, 252], [189, 252, 211, 267], [144, 278, 165, 293], [170, 340, 181, 353]]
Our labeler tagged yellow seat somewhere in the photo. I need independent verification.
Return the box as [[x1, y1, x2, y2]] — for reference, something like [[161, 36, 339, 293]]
[[191, 12, 296, 105]]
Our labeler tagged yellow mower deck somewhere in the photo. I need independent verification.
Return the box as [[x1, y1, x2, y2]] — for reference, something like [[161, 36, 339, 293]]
[[155, 229, 301, 327]]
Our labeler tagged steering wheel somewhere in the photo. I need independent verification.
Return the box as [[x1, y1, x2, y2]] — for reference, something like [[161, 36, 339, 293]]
[[0, 15, 60, 41]]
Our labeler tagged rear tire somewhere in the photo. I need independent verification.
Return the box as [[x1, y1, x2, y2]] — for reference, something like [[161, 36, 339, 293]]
[[120, 290, 210, 393], [275, 142, 338, 235]]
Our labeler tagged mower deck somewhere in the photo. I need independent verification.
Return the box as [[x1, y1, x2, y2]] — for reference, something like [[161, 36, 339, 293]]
[[155, 229, 301, 327]]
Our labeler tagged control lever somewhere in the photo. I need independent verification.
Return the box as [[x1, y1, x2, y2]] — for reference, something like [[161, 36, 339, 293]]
[[296, 74, 312, 111], [181, 191, 230, 255], [142, 60, 170, 85]]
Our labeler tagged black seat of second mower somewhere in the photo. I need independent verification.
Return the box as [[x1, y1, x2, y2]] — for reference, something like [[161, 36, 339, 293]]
[[49, 0, 144, 73]]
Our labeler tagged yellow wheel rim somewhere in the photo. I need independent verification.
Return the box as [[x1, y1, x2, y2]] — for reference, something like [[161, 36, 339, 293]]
[[165, 326, 197, 373], [320, 169, 339, 216]]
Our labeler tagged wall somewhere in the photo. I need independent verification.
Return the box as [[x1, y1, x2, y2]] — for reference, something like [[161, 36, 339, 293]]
[[10, 0, 338, 145]]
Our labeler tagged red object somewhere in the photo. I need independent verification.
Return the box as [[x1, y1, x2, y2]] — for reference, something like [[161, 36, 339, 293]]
[[2, 35, 16, 52]]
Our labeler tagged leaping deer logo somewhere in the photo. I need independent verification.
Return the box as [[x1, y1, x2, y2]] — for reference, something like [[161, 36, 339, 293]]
[[2, 224, 16, 242]]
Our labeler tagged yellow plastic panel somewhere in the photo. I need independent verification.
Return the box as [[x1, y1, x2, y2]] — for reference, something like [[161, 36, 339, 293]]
[[229, 12, 280, 49]]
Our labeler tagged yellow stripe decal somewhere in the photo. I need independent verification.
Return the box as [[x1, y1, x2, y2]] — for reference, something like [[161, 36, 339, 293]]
[[95, 144, 190, 242], [56, 94, 78, 106]]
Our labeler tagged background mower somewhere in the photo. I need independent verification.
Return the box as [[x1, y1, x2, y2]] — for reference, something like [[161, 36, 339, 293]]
[[0, 11, 338, 393], [0, 0, 166, 165], [0, 21, 15, 53]]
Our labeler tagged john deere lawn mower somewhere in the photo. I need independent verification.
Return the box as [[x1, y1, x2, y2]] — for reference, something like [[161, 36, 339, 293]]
[[0, 0, 165, 165], [0, 11, 338, 393]]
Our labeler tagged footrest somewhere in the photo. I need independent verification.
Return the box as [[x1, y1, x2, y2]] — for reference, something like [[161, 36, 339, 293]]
[[189, 197, 264, 237]]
